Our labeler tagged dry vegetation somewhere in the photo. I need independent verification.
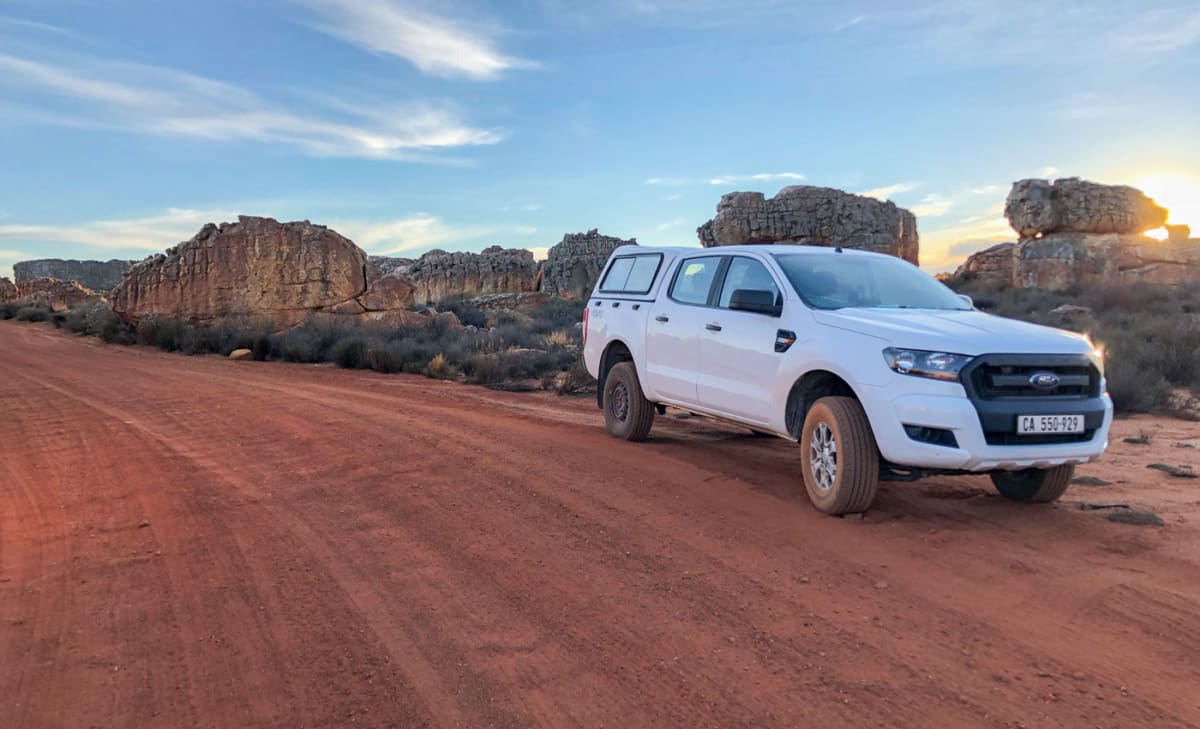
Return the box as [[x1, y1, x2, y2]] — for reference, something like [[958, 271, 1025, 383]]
[[0, 297, 594, 394]]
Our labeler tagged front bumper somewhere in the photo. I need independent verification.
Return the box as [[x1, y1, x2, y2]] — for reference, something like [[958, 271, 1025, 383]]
[[859, 381, 1113, 472]]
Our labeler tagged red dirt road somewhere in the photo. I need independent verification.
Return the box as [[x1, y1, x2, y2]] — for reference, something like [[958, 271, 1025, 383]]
[[2, 321, 1200, 728]]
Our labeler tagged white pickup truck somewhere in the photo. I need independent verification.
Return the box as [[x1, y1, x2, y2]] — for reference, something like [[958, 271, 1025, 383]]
[[582, 244, 1112, 514]]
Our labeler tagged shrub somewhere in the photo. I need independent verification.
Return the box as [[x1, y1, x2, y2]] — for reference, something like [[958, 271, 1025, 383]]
[[426, 353, 456, 379], [544, 329, 571, 348], [15, 306, 50, 322], [0, 302, 21, 320]]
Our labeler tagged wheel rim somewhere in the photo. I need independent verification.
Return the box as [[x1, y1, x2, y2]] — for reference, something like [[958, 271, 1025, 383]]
[[610, 381, 630, 423], [809, 422, 837, 492]]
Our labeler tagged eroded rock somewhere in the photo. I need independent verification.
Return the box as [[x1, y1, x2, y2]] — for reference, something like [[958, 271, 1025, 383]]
[[697, 186, 919, 264], [950, 242, 1015, 287], [402, 246, 539, 305], [1005, 178, 1168, 237], [13, 259, 135, 292], [542, 230, 637, 299], [112, 217, 367, 328], [0, 276, 16, 302], [16, 277, 101, 311], [1014, 233, 1200, 289]]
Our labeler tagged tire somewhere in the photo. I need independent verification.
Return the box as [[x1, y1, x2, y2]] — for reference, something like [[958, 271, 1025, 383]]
[[602, 362, 655, 441], [989, 464, 1074, 503], [799, 397, 879, 515]]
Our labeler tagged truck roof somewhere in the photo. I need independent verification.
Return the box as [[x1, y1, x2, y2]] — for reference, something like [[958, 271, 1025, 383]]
[[612, 243, 884, 258]]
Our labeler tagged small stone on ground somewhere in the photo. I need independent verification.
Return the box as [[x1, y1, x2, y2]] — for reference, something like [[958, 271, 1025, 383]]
[[1106, 510, 1164, 527]]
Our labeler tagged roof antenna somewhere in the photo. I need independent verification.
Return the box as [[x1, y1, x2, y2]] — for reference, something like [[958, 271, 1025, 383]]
[[835, 245, 843, 253]]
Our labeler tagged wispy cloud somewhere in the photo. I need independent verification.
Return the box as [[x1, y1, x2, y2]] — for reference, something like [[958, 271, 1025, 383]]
[[291, 0, 535, 80], [0, 51, 502, 161], [1111, 8, 1200, 52], [329, 215, 537, 255], [910, 193, 952, 218], [970, 184, 1003, 195], [655, 218, 685, 232], [646, 172, 804, 187], [858, 182, 918, 200], [834, 14, 865, 31], [0, 208, 239, 251]]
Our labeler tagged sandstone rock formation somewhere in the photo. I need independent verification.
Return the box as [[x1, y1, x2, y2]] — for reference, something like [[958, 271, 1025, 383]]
[[401, 246, 539, 304], [13, 258, 135, 292], [697, 186, 919, 264], [1004, 178, 1168, 237], [541, 230, 637, 299], [950, 242, 1015, 287], [1014, 233, 1200, 289], [16, 277, 101, 311], [0, 276, 16, 303], [113, 217, 368, 328], [951, 178, 1199, 290], [1166, 224, 1191, 240]]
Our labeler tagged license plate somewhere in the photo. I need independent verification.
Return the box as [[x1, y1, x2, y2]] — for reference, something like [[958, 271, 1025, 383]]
[[1017, 414, 1084, 435]]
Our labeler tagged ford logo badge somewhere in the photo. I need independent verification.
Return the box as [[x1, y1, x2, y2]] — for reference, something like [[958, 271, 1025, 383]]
[[1029, 371, 1060, 391]]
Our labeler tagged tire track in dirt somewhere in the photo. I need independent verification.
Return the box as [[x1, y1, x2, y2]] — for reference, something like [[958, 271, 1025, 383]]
[[2, 322, 1200, 728]]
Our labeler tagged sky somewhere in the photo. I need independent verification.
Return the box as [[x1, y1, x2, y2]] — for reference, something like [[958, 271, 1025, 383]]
[[1, 0, 1199, 282]]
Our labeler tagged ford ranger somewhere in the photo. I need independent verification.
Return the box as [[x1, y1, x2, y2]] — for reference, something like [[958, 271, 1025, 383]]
[[582, 244, 1112, 514]]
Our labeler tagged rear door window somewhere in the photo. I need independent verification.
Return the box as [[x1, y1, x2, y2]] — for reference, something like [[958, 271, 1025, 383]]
[[669, 256, 724, 306], [599, 254, 663, 294]]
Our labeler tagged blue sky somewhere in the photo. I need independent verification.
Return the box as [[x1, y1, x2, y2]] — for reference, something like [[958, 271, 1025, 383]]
[[2, 0, 1199, 282]]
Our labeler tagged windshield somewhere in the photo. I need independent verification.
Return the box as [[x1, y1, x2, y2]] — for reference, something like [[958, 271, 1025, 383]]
[[773, 252, 969, 311]]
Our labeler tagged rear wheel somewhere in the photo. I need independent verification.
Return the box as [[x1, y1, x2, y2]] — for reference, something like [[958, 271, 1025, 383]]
[[799, 397, 879, 514], [990, 465, 1073, 503], [603, 362, 655, 441]]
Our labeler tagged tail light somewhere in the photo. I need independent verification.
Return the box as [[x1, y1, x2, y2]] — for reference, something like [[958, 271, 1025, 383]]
[[582, 307, 589, 346]]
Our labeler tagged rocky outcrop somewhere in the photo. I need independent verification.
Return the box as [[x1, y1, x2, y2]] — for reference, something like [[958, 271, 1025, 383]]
[[16, 277, 101, 311], [697, 186, 919, 264], [1166, 224, 1191, 240], [1014, 234, 1200, 289], [541, 230, 637, 299], [950, 243, 1015, 288], [1005, 178, 1168, 237], [401, 246, 539, 304], [951, 178, 1199, 290], [112, 217, 369, 328], [110, 217, 543, 330], [0, 276, 16, 302], [13, 258, 134, 292]]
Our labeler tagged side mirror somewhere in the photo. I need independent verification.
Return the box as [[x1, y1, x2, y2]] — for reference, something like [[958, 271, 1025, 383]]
[[957, 293, 975, 309], [729, 289, 781, 316]]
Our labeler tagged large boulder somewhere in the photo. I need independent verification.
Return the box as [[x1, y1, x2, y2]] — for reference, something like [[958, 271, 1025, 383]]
[[697, 186, 919, 264], [13, 258, 135, 292], [0, 276, 16, 302], [950, 242, 1015, 287], [541, 229, 637, 299], [400, 246, 539, 304], [1013, 233, 1200, 289], [16, 277, 101, 311], [112, 216, 368, 328], [1005, 178, 1168, 237]]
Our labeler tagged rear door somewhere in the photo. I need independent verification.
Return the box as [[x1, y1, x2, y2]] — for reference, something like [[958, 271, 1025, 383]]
[[697, 254, 787, 424], [643, 255, 725, 405]]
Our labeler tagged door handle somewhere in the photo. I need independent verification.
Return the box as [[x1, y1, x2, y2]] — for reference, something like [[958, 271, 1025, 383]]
[[705, 323, 723, 332], [655, 315, 669, 323]]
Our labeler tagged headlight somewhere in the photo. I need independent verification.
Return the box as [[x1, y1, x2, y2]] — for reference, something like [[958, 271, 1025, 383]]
[[1089, 346, 1105, 376], [882, 348, 972, 382]]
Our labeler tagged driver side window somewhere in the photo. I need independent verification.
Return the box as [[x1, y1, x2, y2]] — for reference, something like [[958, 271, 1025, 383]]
[[717, 257, 780, 309]]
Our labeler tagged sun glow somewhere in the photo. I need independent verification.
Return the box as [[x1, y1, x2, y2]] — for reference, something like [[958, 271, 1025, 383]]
[[1135, 173, 1200, 240]]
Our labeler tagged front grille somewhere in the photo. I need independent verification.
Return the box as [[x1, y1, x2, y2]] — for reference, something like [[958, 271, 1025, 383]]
[[965, 357, 1100, 400], [984, 430, 1096, 446]]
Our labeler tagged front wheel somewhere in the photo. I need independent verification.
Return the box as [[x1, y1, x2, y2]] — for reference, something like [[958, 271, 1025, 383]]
[[602, 362, 655, 441], [989, 465, 1073, 503], [799, 397, 879, 515]]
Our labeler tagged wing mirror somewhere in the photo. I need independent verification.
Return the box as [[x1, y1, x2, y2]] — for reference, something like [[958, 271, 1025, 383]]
[[729, 289, 781, 316], [957, 293, 975, 309]]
